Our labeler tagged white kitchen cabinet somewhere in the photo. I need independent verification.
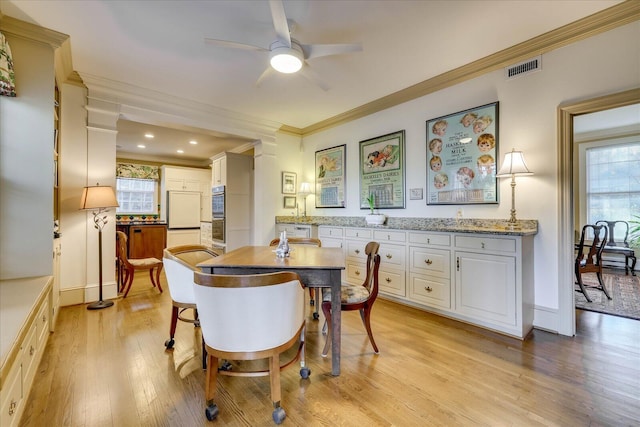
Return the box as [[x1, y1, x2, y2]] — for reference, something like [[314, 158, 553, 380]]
[[160, 166, 211, 222], [212, 156, 227, 187], [306, 224, 534, 339], [275, 224, 314, 239]]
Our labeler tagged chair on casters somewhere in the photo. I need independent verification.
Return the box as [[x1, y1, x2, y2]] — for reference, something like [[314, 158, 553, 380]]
[[269, 236, 323, 320], [321, 241, 380, 357], [575, 224, 611, 302], [193, 270, 310, 424], [162, 245, 218, 350], [116, 230, 164, 297]]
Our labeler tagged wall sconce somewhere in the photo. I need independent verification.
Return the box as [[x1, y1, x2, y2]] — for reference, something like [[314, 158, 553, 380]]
[[298, 182, 313, 217], [496, 149, 533, 224], [80, 184, 119, 310]]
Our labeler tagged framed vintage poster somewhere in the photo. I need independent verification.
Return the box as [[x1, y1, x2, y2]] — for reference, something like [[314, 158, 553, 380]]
[[281, 171, 296, 194], [359, 130, 405, 209], [426, 102, 499, 205], [315, 144, 346, 208]]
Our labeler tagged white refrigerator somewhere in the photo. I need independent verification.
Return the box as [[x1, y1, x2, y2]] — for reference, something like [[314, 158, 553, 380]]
[[166, 191, 201, 246]]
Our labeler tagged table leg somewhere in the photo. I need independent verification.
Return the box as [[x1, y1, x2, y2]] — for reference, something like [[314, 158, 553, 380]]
[[329, 270, 341, 376]]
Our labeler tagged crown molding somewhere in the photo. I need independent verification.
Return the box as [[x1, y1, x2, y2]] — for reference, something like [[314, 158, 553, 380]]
[[0, 14, 67, 48], [301, 0, 640, 137]]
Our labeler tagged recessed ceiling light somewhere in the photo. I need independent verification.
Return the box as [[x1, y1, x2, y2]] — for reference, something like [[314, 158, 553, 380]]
[[137, 144, 146, 148], [177, 149, 184, 154], [144, 133, 154, 139], [189, 140, 198, 145]]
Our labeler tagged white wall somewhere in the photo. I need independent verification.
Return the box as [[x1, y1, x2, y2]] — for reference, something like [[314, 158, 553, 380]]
[[300, 21, 640, 331], [0, 33, 55, 280]]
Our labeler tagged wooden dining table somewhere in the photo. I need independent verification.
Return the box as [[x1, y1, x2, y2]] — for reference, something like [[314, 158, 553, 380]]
[[197, 245, 346, 376]]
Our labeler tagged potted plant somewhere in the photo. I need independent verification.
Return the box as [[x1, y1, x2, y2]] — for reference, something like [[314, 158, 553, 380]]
[[629, 214, 640, 248], [365, 194, 386, 225]]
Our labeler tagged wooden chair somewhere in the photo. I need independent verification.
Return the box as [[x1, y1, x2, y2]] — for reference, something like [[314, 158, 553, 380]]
[[269, 237, 323, 320], [321, 241, 380, 357], [595, 220, 637, 276], [575, 224, 611, 302], [193, 270, 310, 424], [162, 245, 218, 349], [116, 230, 163, 297]]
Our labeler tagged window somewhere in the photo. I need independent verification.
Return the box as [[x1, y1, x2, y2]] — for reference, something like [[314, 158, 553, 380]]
[[585, 141, 640, 241], [116, 178, 157, 214]]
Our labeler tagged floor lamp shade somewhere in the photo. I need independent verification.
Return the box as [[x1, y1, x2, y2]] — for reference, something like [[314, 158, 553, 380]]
[[81, 185, 119, 310], [496, 149, 533, 224]]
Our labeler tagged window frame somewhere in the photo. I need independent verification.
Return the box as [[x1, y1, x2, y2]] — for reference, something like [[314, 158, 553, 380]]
[[115, 177, 159, 215]]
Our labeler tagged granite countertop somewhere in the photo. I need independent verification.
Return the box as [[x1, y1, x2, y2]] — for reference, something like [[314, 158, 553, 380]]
[[275, 216, 538, 236]]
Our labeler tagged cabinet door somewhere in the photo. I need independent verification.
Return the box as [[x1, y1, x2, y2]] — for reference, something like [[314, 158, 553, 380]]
[[166, 177, 185, 191], [129, 226, 167, 259], [455, 251, 516, 326]]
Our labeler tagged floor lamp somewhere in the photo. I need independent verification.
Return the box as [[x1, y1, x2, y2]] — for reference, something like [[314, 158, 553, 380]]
[[496, 149, 533, 225], [80, 184, 119, 310]]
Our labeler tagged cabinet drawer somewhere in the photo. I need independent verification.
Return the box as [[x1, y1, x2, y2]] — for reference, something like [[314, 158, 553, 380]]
[[345, 240, 368, 261], [373, 229, 406, 243], [409, 274, 451, 308], [379, 243, 405, 268], [276, 224, 311, 238], [455, 235, 516, 253], [409, 247, 450, 278], [378, 268, 406, 297], [344, 228, 372, 239], [0, 361, 22, 427], [408, 232, 450, 247], [318, 226, 343, 239], [21, 323, 38, 400], [346, 261, 368, 283], [36, 298, 50, 346]]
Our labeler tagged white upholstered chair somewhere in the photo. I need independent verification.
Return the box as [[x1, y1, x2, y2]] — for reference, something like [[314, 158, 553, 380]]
[[193, 270, 310, 424]]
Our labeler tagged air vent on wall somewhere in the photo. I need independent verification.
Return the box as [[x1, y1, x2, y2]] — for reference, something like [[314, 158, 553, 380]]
[[505, 55, 541, 80]]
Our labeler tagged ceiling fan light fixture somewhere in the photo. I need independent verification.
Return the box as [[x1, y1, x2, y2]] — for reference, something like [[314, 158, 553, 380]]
[[270, 44, 303, 74]]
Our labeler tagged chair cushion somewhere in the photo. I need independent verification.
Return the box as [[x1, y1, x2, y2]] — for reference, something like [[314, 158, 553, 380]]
[[129, 257, 162, 267], [323, 284, 370, 304]]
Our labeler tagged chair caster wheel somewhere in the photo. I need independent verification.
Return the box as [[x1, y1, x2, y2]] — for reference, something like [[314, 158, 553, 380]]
[[300, 367, 311, 379], [164, 338, 175, 349], [272, 406, 286, 424], [205, 403, 219, 421], [313, 312, 319, 320]]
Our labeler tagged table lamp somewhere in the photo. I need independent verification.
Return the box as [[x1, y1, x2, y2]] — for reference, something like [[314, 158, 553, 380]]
[[496, 149, 533, 224], [298, 182, 312, 217], [80, 184, 119, 310]]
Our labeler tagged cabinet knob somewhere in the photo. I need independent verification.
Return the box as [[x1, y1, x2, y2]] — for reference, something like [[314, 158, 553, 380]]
[[30, 345, 35, 356], [386, 253, 392, 259], [356, 232, 359, 237], [424, 259, 433, 265], [456, 257, 460, 271], [42, 314, 47, 323], [424, 286, 433, 292], [355, 270, 360, 276], [427, 238, 431, 244], [481, 242, 485, 249], [354, 249, 360, 254], [385, 277, 391, 283], [387, 235, 391, 240]]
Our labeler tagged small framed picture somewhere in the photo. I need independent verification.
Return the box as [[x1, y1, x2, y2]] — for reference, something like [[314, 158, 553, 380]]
[[283, 196, 296, 209], [282, 171, 297, 195], [410, 188, 423, 200]]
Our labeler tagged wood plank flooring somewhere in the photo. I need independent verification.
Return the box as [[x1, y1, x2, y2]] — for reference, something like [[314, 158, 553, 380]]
[[19, 271, 640, 426]]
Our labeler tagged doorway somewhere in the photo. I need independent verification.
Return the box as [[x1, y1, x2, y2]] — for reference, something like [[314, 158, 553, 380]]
[[558, 88, 640, 335]]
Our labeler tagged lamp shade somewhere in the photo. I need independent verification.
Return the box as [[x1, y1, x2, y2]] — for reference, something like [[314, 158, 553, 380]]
[[80, 185, 119, 210], [299, 182, 312, 196], [496, 150, 533, 177]]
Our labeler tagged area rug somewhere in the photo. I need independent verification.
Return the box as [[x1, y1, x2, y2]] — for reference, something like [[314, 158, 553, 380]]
[[575, 272, 640, 320]]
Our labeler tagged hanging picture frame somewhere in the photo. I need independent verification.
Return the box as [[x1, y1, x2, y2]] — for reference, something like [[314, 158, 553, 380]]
[[426, 102, 499, 205], [283, 196, 296, 209], [359, 130, 406, 209], [282, 171, 297, 195], [315, 144, 346, 208]]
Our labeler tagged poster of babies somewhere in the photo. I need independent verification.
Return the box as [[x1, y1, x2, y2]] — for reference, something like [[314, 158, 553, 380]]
[[426, 102, 499, 205]]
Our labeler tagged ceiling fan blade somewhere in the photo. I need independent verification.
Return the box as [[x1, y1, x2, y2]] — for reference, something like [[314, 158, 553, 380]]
[[269, 0, 292, 47], [255, 66, 275, 87], [204, 38, 268, 52], [299, 63, 330, 91], [301, 43, 363, 60]]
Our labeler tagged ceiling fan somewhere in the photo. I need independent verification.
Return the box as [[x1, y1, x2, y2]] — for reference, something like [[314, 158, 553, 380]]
[[204, 0, 362, 90]]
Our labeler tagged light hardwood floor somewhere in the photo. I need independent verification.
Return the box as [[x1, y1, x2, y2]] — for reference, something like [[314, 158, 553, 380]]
[[19, 271, 640, 426]]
